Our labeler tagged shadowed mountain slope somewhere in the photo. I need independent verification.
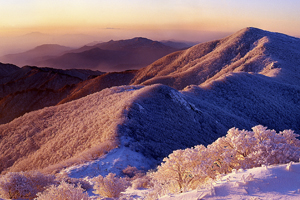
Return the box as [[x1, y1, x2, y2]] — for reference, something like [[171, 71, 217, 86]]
[[131, 27, 300, 89], [0, 62, 19, 77], [160, 40, 196, 49]]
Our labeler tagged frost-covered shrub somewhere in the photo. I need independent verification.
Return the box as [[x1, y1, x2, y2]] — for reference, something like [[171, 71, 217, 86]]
[[122, 166, 140, 178], [35, 181, 90, 200], [131, 175, 152, 189], [211, 125, 300, 170], [0, 171, 55, 199], [55, 172, 92, 191], [122, 166, 151, 189], [248, 126, 300, 166], [93, 173, 129, 198], [150, 125, 300, 195]]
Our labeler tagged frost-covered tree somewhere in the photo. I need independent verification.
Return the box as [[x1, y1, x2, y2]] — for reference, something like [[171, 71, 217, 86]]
[[248, 125, 300, 166], [150, 125, 300, 196], [211, 125, 300, 170], [35, 181, 90, 200], [150, 145, 215, 193]]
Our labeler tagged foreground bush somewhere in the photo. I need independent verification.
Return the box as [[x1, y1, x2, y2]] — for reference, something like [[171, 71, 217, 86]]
[[93, 173, 129, 198], [55, 172, 92, 191], [151, 125, 300, 194], [0, 171, 55, 199], [131, 175, 152, 190], [35, 181, 90, 200]]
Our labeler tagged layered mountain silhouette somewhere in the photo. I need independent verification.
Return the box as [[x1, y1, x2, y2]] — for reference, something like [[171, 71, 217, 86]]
[[0, 27, 300, 174], [1, 44, 73, 67], [1, 37, 179, 72]]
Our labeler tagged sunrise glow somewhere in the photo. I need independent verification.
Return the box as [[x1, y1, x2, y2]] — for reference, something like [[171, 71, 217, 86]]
[[0, 0, 299, 37]]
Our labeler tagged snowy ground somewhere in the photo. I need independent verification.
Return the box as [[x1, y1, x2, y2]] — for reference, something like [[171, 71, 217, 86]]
[[157, 162, 300, 200], [117, 162, 300, 200], [61, 157, 300, 199], [62, 138, 154, 179]]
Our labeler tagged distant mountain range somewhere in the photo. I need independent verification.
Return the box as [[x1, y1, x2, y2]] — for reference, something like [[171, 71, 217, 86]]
[[0, 27, 300, 174], [1, 44, 73, 67], [1, 38, 189, 72]]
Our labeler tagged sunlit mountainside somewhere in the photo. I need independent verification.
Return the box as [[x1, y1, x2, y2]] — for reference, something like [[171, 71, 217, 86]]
[[0, 27, 300, 199], [132, 27, 300, 89], [0, 65, 104, 124]]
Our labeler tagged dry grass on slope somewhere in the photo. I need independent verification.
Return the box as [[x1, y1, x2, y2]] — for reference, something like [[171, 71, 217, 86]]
[[0, 85, 144, 174]]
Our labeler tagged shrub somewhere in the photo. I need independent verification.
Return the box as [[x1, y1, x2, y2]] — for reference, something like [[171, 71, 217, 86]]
[[0, 171, 55, 199], [93, 173, 129, 198], [55, 172, 92, 191], [210, 125, 300, 170], [35, 181, 90, 200], [122, 166, 140, 178], [131, 175, 152, 189], [150, 125, 300, 195]]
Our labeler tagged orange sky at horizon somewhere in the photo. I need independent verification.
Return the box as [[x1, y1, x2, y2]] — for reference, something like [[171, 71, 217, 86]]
[[1, 0, 300, 39]]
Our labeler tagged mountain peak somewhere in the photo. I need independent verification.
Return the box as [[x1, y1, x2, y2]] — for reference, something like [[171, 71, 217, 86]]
[[131, 37, 152, 42], [131, 27, 300, 89]]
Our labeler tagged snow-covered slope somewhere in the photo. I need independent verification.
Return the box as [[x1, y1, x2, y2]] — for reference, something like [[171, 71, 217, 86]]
[[1, 79, 300, 175], [0, 66, 104, 125], [0, 85, 144, 173], [1, 27, 300, 178], [0, 84, 229, 174], [131, 27, 300, 89], [158, 162, 300, 200]]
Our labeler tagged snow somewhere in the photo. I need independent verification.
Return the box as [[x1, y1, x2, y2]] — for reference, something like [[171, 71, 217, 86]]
[[1, 28, 300, 200], [73, 162, 300, 199], [132, 27, 300, 91], [61, 137, 154, 179], [169, 89, 201, 112], [158, 162, 300, 200]]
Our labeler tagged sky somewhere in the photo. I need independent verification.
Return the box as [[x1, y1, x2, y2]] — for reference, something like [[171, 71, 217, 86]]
[[0, 0, 300, 48]]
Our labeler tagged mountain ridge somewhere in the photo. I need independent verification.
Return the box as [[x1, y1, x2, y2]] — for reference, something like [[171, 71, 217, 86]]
[[0, 27, 300, 175], [1, 44, 73, 67], [1, 37, 180, 72], [131, 27, 300, 89]]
